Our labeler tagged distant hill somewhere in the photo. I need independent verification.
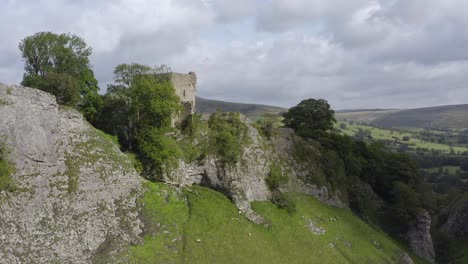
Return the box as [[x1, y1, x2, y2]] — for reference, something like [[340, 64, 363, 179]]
[[197, 97, 468, 129], [195, 96, 287, 121], [337, 104, 468, 129]]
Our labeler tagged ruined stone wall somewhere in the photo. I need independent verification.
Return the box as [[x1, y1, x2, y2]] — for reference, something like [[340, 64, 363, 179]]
[[170, 72, 196, 126]]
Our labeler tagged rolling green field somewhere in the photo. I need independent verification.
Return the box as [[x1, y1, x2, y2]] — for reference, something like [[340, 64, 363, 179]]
[[336, 104, 468, 129], [124, 182, 426, 264], [422, 166, 461, 175], [336, 121, 468, 154]]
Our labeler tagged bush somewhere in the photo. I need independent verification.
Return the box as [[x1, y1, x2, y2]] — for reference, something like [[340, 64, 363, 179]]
[[271, 192, 296, 214], [207, 112, 248, 166], [266, 164, 287, 190], [256, 113, 281, 139], [180, 113, 203, 137], [137, 127, 182, 180]]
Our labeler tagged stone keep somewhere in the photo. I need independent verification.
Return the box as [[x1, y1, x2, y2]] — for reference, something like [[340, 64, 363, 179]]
[[169, 72, 196, 126]]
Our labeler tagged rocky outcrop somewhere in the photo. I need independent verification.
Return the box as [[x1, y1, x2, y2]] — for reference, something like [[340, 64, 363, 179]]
[[407, 210, 435, 263], [398, 252, 414, 264], [272, 128, 346, 208], [168, 123, 346, 223], [0, 84, 143, 264], [441, 199, 468, 238], [168, 125, 272, 223]]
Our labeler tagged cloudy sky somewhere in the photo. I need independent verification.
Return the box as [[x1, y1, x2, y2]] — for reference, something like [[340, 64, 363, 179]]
[[1, 0, 468, 109]]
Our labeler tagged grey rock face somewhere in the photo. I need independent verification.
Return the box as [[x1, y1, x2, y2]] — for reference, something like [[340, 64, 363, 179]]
[[441, 199, 468, 238], [398, 252, 414, 264], [168, 123, 346, 223], [168, 125, 271, 223], [272, 128, 346, 208], [0, 84, 143, 264], [407, 210, 435, 263]]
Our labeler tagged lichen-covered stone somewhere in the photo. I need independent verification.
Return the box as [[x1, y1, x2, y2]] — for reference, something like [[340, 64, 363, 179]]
[[406, 210, 435, 263], [0, 83, 143, 264], [441, 199, 468, 238], [167, 122, 346, 223]]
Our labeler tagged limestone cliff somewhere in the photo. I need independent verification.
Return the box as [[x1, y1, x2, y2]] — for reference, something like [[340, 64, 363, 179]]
[[441, 198, 468, 238], [406, 210, 435, 263], [167, 123, 345, 223], [0, 84, 143, 264]]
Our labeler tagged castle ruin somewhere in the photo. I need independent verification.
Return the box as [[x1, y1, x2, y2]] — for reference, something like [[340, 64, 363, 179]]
[[168, 72, 196, 126]]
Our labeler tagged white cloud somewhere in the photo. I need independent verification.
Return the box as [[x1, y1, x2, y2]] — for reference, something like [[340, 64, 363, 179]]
[[2, 0, 468, 109]]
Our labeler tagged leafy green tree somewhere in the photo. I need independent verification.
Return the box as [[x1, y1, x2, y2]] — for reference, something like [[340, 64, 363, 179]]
[[112, 63, 154, 88], [137, 127, 182, 180], [95, 64, 182, 177], [283, 99, 336, 136], [96, 64, 177, 150], [19, 32, 101, 121], [388, 181, 421, 227], [207, 112, 248, 166]]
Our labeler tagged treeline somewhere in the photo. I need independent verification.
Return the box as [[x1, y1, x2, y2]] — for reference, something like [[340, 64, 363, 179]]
[[17, 32, 187, 178], [279, 99, 431, 233]]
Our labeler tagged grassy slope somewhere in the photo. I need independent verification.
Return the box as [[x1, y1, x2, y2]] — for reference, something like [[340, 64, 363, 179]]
[[337, 121, 468, 153], [195, 97, 286, 121], [125, 182, 426, 264], [336, 104, 468, 129]]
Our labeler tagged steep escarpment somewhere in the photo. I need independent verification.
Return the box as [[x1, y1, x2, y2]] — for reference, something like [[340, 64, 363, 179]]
[[0, 84, 143, 264], [440, 198, 468, 238], [167, 123, 344, 224], [407, 210, 435, 263]]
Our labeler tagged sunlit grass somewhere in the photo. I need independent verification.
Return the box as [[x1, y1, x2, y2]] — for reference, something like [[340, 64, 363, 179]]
[[126, 182, 427, 264]]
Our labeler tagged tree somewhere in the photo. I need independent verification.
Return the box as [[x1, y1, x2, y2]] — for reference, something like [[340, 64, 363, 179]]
[[19, 32, 101, 121], [112, 63, 153, 88], [282, 98, 336, 136], [94, 64, 176, 150], [256, 113, 281, 138]]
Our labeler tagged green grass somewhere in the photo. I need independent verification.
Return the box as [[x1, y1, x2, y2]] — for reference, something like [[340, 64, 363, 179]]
[[336, 104, 468, 129], [0, 142, 16, 192], [422, 166, 461, 175], [125, 182, 426, 264], [337, 121, 468, 153], [63, 127, 137, 194]]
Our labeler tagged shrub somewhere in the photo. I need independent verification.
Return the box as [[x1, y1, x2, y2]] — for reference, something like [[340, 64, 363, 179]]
[[207, 112, 248, 166], [271, 192, 296, 214], [137, 127, 182, 180], [255, 113, 281, 139], [266, 164, 287, 190]]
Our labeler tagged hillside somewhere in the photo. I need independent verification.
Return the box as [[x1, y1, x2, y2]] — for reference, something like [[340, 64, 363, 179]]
[[195, 96, 286, 121], [125, 182, 423, 264], [0, 84, 424, 264], [197, 97, 468, 129], [336, 104, 468, 129]]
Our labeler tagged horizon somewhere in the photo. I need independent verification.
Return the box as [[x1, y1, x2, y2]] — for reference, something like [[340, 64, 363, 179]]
[[1, 1, 468, 109]]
